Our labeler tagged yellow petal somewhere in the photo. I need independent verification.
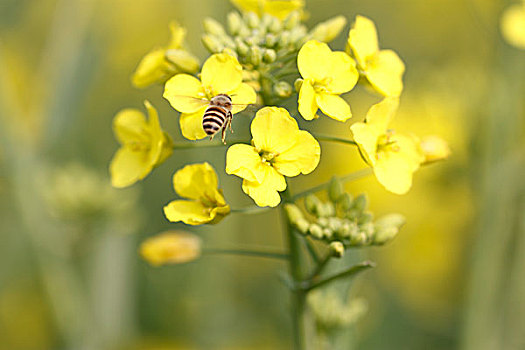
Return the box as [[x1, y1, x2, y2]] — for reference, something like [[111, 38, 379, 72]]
[[273, 130, 321, 177], [132, 49, 174, 89], [251, 107, 300, 154], [165, 49, 200, 73], [315, 93, 352, 122], [297, 40, 333, 82], [374, 153, 415, 195], [163, 200, 217, 225], [173, 162, 219, 201], [501, 4, 525, 49], [298, 80, 318, 120], [113, 108, 148, 145], [167, 21, 187, 49], [140, 231, 202, 266], [163, 74, 207, 113], [200, 53, 243, 95], [225, 144, 266, 183], [109, 147, 150, 188], [230, 83, 257, 114], [241, 165, 286, 207], [350, 122, 381, 166], [324, 51, 359, 94], [264, 0, 304, 20], [365, 97, 399, 129], [366, 49, 405, 97], [144, 100, 166, 165], [348, 15, 379, 68], [180, 107, 208, 140]]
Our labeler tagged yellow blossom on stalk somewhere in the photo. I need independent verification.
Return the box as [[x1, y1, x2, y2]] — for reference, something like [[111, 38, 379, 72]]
[[501, 1, 525, 49], [347, 15, 405, 97], [163, 163, 230, 225], [132, 21, 200, 88], [350, 98, 424, 195], [230, 0, 304, 20], [297, 40, 358, 122], [226, 107, 320, 207], [420, 135, 451, 163], [163, 53, 257, 140], [110, 101, 173, 188], [140, 231, 202, 266]]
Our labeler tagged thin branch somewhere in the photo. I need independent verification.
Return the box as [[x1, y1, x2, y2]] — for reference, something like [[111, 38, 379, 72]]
[[231, 205, 272, 214], [313, 133, 358, 146], [203, 248, 289, 260], [304, 260, 376, 291]]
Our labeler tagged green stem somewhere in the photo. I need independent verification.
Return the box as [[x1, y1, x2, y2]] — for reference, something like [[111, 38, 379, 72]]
[[303, 237, 320, 264], [203, 248, 289, 260], [313, 133, 358, 146], [281, 187, 307, 349], [304, 261, 375, 292], [292, 168, 373, 200], [306, 253, 331, 281], [231, 205, 272, 214]]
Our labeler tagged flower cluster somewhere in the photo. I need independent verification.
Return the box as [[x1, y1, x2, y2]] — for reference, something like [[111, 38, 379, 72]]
[[107, 0, 448, 269]]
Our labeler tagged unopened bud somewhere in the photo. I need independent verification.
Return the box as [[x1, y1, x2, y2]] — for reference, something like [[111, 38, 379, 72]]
[[327, 217, 342, 233], [296, 218, 310, 234], [330, 241, 345, 258], [268, 17, 282, 33], [264, 33, 278, 47], [352, 194, 367, 212], [310, 15, 347, 42], [235, 39, 250, 57], [273, 81, 292, 97], [227, 12, 243, 35], [339, 220, 358, 238], [323, 228, 333, 239], [249, 45, 262, 66], [350, 232, 368, 246], [357, 211, 373, 225], [373, 214, 405, 245], [221, 47, 238, 59], [278, 31, 291, 47], [305, 194, 322, 216], [320, 202, 335, 217], [284, 11, 301, 30], [290, 26, 307, 46], [328, 176, 344, 202], [294, 78, 303, 92], [263, 49, 277, 63], [420, 135, 450, 163], [338, 193, 353, 211], [203, 17, 226, 36], [284, 203, 304, 224], [245, 12, 260, 28], [261, 14, 273, 29], [309, 223, 323, 239], [359, 222, 375, 239], [317, 217, 328, 227], [202, 35, 223, 53]]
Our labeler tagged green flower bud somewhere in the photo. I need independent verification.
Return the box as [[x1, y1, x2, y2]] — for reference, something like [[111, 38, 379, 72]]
[[373, 214, 405, 245], [221, 47, 238, 59], [346, 209, 359, 221], [320, 202, 335, 217], [261, 14, 273, 29], [227, 12, 243, 35], [330, 241, 345, 258], [249, 45, 262, 66], [238, 25, 251, 38], [268, 17, 282, 33], [278, 31, 291, 47], [235, 39, 250, 57], [203, 18, 226, 36], [202, 35, 223, 53], [357, 211, 373, 225], [245, 12, 260, 28], [284, 11, 301, 30], [309, 224, 323, 239], [273, 81, 292, 97], [305, 194, 322, 216], [294, 78, 303, 92], [338, 193, 353, 211], [350, 232, 368, 246], [328, 176, 344, 202], [263, 49, 277, 63], [264, 33, 278, 47], [359, 222, 375, 240], [284, 204, 304, 223], [339, 220, 358, 238], [296, 218, 310, 234], [310, 15, 347, 42], [327, 217, 342, 233], [352, 194, 368, 212], [317, 217, 328, 227], [290, 26, 307, 47], [323, 228, 333, 239]]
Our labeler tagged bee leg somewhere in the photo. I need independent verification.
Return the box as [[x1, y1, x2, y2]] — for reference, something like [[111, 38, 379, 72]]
[[228, 112, 234, 133], [221, 126, 227, 144]]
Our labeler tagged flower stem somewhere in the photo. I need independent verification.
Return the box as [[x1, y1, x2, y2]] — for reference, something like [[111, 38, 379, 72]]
[[304, 261, 376, 292], [312, 133, 358, 146], [292, 168, 372, 200], [203, 248, 289, 260], [231, 205, 272, 214]]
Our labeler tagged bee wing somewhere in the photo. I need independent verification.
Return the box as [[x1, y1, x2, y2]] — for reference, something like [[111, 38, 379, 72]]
[[231, 103, 260, 115], [167, 95, 210, 111]]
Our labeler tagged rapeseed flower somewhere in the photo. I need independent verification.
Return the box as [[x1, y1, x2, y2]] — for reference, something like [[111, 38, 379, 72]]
[[350, 98, 424, 195], [501, 1, 525, 49], [420, 135, 451, 163], [163, 163, 230, 225], [226, 107, 320, 207], [347, 15, 405, 97], [230, 0, 304, 20], [163, 53, 257, 140], [297, 40, 358, 122], [132, 22, 200, 88], [140, 231, 202, 266], [110, 101, 173, 188]]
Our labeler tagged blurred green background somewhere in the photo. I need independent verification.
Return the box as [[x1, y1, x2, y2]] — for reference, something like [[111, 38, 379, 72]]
[[1, 0, 524, 349]]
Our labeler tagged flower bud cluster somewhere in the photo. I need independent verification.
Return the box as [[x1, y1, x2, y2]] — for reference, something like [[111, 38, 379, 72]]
[[285, 177, 405, 250], [308, 290, 368, 331]]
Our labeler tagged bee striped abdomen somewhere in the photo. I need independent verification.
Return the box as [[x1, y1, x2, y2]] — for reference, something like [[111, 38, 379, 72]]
[[203, 106, 228, 136]]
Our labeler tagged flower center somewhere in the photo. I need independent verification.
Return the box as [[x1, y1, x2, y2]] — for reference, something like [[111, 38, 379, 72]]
[[376, 130, 400, 156], [259, 150, 279, 164], [313, 77, 333, 93]]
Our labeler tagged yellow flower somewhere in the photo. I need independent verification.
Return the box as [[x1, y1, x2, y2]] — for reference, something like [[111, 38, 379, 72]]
[[140, 231, 202, 266], [132, 21, 200, 88], [163, 53, 257, 140], [297, 40, 358, 122], [501, 1, 525, 49], [420, 135, 451, 163], [226, 107, 320, 207], [163, 163, 230, 225], [347, 15, 405, 97], [230, 0, 304, 20], [350, 98, 424, 195], [110, 101, 173, 188]]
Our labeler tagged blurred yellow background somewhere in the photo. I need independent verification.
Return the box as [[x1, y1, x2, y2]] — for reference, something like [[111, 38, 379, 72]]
[[1, 0, 524, 349]]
